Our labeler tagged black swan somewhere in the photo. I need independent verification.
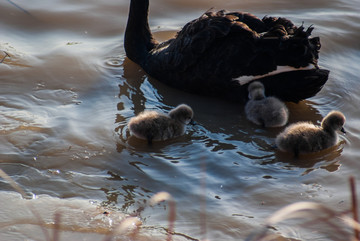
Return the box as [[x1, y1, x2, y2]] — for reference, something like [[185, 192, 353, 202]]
[[124, 0, 329, 103]]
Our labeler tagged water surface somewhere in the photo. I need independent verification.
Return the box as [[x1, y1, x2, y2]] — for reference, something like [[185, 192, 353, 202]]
[[1, 0, 360, 240]]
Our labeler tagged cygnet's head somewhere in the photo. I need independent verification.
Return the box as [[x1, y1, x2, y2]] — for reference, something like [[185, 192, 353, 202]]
[[321, 110, 346, 133], [169, 104, 194, 124], [248, 81, 265, 100]]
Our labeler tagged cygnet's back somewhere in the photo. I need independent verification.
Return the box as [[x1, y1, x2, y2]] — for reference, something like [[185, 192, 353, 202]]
[[275, 110, 346, 156], [245, 81, 289, 127], [128, 104, 194, 143]]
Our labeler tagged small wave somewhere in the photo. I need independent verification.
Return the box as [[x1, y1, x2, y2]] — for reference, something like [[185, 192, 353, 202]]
[[105, 57, 123, 68]]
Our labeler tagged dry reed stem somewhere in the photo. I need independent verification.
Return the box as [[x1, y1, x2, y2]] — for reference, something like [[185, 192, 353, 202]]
[[0, 167, 177, 241], [149, 191, 176, 241], [53, 212, 61, 241], [102, 216, 142, 241], [200, 158, 207, 240], [266, 201, 337, 225], [243, 199, 360, 241], [350, 176, 360, 241], [6, 0, 33, 16], [4, 166, 360, 241], [0, 51, 10, 63], [258, 196, 360, 241]]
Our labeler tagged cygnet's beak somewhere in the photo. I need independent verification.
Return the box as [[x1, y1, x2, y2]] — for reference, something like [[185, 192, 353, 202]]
[[340, 127, 346, 134], [188, 119, 197, 125]]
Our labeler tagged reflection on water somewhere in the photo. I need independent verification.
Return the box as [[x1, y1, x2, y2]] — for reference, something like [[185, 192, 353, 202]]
[[1, 0, 360, 240], [274, 143, 344, 174]]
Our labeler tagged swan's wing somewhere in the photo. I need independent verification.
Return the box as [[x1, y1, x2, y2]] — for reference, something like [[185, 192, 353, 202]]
[[148, 11, 264, 76], [147, 11, 318, 80]]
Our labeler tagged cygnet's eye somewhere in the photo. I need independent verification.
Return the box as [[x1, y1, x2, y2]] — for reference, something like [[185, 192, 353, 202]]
[[340, 127, 346, 134]]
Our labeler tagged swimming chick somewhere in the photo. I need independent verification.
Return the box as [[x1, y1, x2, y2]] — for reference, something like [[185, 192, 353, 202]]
[[128, 104, 194, 144], [275, 111, 346, 157], [245, 81, 289, 127]]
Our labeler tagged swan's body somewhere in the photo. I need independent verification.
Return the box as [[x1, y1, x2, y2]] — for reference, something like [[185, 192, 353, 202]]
[[128, 104, 194, 143], [245, 81, 289, 127], [125, 0, 329, 103], [275, 111, 346, 156]]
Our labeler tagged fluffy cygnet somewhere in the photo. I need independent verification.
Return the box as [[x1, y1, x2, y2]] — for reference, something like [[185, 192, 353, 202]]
[[275, 110, 346, 157], [245, 81, 289, 127], [128, 104, 194, 144]]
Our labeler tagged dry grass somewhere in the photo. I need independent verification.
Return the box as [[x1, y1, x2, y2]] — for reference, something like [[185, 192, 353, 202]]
[[246, 176, 360, 241], [1, 168, 360, 241], [0, 51, 10, 63]]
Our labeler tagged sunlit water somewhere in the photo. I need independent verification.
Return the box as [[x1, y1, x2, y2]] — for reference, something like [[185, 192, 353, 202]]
[[0, 0, 360, 240]]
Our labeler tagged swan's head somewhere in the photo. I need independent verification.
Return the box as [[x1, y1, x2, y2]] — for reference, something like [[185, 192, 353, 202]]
[[321, 111, 346, 133], [169, 104, 194, 124], [248, 81, 265, 100]]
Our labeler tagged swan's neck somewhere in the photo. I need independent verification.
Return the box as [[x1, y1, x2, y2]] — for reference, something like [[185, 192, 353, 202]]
[[125, 0, 157, 65]]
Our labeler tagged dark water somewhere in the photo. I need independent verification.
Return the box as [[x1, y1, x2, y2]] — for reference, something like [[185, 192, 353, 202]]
[[0, 0, 360, 240]]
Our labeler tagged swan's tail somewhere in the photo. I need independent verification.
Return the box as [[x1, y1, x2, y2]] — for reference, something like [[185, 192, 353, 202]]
[[255, 68, 329, 103]]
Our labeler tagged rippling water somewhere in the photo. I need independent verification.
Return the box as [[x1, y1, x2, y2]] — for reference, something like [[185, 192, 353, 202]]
[[1, 0, 360, 240]]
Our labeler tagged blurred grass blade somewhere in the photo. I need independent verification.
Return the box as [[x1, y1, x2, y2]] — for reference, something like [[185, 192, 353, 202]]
[[7, 0, 32, 16], [266, 201, 337, 225], [149, 192, 176, 241], [149, 191, 173, 206]]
